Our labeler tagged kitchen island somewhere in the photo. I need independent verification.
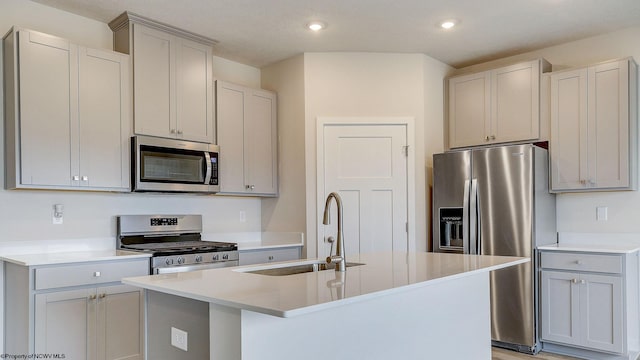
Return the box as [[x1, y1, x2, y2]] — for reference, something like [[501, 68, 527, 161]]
[[123, 251, 527, 360]]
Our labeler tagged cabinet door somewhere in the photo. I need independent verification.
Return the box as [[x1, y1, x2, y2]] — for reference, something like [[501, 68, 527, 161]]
[[216, 81, 247, 193], [580, 273, 623, 353], [550, 68, 588, 191], [175, 39, 213, 143], [587, 60, 630, 189], [491, 60, 540, 143], [541, 271, 580, 346], [35, 288, 94, 360], [132, 23, 175, 138], [245, 89, 278, 195], [18, 30, 76, 186], [78, 47, 130, 190], [448, 72, 491, 148], [96, 285, 144, 360]]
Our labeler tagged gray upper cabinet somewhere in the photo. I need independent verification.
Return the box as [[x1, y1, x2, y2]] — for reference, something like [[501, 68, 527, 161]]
[[3, 28, 130, 191], [448, 59, 551, 148], [110, 12, 215, 143], [549, 58, 638, 192], [216, 80, 278, 196]]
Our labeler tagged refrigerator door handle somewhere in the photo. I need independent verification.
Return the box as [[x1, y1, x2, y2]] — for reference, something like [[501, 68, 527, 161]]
[[470, 178, 479, 255], [462, 179, 470, 254]]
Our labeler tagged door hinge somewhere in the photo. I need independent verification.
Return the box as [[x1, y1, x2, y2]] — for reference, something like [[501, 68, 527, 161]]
[[403, 145, 409, 156]]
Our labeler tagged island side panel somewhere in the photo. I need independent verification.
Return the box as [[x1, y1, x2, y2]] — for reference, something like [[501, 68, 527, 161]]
[[209, 272, 491, 360]]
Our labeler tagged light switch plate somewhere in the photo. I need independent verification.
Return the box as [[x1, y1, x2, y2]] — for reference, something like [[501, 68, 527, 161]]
[[171, 327, 188, 351]]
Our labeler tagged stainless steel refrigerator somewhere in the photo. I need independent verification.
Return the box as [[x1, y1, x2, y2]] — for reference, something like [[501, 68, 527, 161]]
[[432, 144, 556, 354]]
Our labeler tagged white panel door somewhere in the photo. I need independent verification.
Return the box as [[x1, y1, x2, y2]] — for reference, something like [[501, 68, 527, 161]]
[[216, 81, 246, 193], [245, 89, 277, 194], [448, 71, 491, 148], [581, 273, 623, 353], [541, 271, 580, 346], [322, 124, 408, 256]]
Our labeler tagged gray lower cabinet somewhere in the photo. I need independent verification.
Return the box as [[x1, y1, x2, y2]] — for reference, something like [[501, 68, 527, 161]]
[[239, 247, 301, 265], [540, 250, 639, 358], [5, 258, 148, 360]]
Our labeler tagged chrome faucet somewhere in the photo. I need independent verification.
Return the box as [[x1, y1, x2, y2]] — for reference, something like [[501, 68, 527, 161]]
[[323, 192, 345, 272]]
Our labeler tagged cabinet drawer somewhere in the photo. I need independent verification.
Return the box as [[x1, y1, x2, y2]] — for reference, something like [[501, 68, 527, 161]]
[[540, 252, 622, 274], [239, 247, 301, 266], [35, 259, 149, 290]]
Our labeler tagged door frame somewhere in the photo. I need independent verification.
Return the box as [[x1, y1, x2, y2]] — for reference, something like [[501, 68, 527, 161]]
[[316, 117, 416, 257]]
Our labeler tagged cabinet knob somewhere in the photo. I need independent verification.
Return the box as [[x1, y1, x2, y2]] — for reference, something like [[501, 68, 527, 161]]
[[484, 136, 490, 141], [580, 180, 587, 185], [93, 271, 101, 277], [72, 175, 80, 181], [177, 129, 183, 135], [88, 294, 97, 300], [580, 279, 586, 285], [575, 260, 583, 265], [170, 129, 176, 134], [571, 278, 579, 284], [82, 176, 88, 182], [490, 135, 496, 140], [99, 293, 106, 299], [246, 185, 255, 190], [268, 256, 274, 261]]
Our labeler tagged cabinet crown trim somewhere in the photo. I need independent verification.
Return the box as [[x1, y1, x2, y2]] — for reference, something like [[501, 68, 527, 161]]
[[109, 11, 218, 47]]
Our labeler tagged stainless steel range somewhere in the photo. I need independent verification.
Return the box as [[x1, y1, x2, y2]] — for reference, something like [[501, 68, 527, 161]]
[[117, 214, 238, 274]]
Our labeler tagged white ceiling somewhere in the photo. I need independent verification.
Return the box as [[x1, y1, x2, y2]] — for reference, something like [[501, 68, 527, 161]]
[[30, 0, 640, 69]]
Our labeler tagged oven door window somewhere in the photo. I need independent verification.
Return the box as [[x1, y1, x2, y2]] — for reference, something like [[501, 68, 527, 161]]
[[140, 146, 206, 184]]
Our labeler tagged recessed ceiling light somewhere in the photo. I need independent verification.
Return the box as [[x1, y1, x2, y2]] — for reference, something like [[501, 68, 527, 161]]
[[307, 21, 326, 32], [440, 20, 457, 30]]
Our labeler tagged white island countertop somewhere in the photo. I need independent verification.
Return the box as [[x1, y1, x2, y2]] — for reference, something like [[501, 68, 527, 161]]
[[123, 251, 527, 318]]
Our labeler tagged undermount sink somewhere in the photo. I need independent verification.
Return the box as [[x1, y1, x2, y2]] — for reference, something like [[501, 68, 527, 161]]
[[243, 261, 365, 276]]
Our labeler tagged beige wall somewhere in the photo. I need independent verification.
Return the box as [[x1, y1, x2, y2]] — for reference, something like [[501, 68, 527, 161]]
[[260, 55, 307, 234]]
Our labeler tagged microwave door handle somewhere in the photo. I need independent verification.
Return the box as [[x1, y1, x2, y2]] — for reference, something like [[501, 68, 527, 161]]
[[462, 179, 470, 254], [204, 152, 212, 185]]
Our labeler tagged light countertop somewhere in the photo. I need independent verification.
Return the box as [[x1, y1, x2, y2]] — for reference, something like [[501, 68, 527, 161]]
[[204, 231, 303, 251], [539, 232, 640, 254], [0, 250, 151, 266], [122, 251, 527, 318]]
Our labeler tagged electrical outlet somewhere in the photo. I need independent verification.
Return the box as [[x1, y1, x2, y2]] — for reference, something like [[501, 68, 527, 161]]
[[171, 327, 188, 351], [596, 206, 608, 221]]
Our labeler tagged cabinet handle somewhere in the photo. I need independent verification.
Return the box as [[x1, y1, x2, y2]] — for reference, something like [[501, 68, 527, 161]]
[[268, 256, 274, 261], [575, 260, 583, 265], [177, 129, 183, 135], [99, 293, 106, 299], [580, 180, 587, 185], [490, 135, 496, 140], [72, 175, 80, 181], [580, 280, 586, 285], [82, 176, 88, 182], [93, 271, 101, 277], [571, 278, 578, 284], [484, 136, 490, 141], [88, 294, 97, 300], [246, 185, 255, 190], [170, 129, 176, 134]]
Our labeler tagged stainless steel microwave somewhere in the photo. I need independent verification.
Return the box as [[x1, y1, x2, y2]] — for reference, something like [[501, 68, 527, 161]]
[[132, 136, 220, 193]]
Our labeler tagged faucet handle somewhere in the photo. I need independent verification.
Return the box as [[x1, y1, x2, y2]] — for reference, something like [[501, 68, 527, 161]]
[[326, 255, 344, 264]]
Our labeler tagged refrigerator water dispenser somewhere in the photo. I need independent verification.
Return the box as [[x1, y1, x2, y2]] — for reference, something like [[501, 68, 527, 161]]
[[439, 207, 463, 249]]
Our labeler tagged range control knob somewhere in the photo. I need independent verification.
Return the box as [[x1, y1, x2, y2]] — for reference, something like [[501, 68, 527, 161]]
[[223, 254, 229, 260], [195, 255, 203, 263], [213, 254, 219, 261], [177, 257, 184, 265], [165, 258, 173, 266]]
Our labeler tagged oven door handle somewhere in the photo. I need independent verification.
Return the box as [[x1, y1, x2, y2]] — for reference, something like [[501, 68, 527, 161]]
[[154, 260, 238, 274]]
